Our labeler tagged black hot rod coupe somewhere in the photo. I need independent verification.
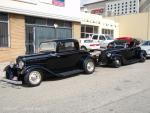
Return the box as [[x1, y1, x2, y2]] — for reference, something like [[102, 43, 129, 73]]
[[98, 39, 146, 68], [5, 39, 95, 86]]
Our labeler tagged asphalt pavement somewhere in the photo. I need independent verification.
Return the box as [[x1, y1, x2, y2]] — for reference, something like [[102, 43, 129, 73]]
[[0, 60, 150, 113]]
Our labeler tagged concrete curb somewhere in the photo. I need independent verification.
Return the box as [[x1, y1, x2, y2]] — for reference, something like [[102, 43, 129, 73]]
[[0, 62, 9, 80]]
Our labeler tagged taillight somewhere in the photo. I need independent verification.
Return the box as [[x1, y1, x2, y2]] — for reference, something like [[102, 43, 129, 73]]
[[96, 44, 100, 46], [90, 44, 95, 46]]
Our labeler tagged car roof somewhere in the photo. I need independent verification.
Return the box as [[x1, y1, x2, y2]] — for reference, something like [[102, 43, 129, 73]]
[[40, 38, 78, 43]]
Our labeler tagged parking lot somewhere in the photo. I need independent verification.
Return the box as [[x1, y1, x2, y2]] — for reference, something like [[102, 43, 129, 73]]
[[0, 60, 150, 113]]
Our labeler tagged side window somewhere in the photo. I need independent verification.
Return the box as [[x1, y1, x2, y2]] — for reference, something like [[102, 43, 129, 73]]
[[0, 13, 8, 47], [92, 35, 98, 40], [99, 36, 105, 40], [59, 42, 75, 52]]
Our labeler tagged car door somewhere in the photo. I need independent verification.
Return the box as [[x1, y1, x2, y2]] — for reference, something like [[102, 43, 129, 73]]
[[141, 41, 150, 55], [121, 47, 133, 61], [56, 41, 81, 70]]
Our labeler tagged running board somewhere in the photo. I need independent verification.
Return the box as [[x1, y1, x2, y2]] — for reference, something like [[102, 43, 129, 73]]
[[1, 79, 22, 85], [125, 59, 140, 65], [58, 69, 84, 77]]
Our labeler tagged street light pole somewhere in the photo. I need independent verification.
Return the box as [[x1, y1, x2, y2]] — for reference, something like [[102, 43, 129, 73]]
[[54, 23, 58, 39]]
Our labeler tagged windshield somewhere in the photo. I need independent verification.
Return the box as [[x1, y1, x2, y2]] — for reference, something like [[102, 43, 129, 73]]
[[92, 35, 98, 40], [39, 42, 57, 52], [105, 36, 113, 40], [142, 41, 150, 46]]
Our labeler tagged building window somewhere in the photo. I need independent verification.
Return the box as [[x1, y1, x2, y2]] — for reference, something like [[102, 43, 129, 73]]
[[102, 29, 114, 37], [0, 13, 8, 47], [81, 25, 98, 38], [25, 16, 72, 54]]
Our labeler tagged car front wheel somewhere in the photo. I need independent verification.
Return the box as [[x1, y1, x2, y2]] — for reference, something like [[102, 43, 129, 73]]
[[83, 59, 95, 74], [113, 58, 121, 68], [24, 70, 42, 87]]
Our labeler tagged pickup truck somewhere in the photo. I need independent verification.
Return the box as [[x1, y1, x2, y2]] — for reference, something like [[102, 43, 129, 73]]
[[92, 34, 114, 49]]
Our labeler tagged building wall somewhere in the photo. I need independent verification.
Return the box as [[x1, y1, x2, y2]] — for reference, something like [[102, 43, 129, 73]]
[[106, 0, 139, 16], [72, 22, 81, 40], [0, 14, 25, 62], [81, 12, 119, 38], [81, 2, 106, 16], [106, 12, 150, 40], [0, 0, 81, 22]]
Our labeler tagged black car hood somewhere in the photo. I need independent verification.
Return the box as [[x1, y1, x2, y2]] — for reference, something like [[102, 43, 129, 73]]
[[102, 48, 122, 53], [17, 52, 53, 61]]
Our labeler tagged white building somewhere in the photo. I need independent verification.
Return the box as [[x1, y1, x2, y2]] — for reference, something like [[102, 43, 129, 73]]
[[81, 0, 141, 17], [106, 0, 139, 16], [81, 12, 119, 38]]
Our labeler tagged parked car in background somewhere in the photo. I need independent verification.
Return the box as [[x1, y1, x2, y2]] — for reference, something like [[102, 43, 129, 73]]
[[107, 37, 140, 49], [92, 34, 114, 49], [98, 39, 146, 68], [4, 39, 95, 87], [80, 38, 100, 51], [107, 40, 128, 49], [140, 40, 150, 58], [116, 37, 140, 45]]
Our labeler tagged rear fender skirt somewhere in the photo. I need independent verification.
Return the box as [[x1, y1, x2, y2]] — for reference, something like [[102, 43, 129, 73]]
[[21, 65, 57, 77]]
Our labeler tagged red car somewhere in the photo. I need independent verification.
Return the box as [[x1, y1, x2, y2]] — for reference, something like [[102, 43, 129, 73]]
[[116, 37, 140, 45], [107, 37, 140, 49]]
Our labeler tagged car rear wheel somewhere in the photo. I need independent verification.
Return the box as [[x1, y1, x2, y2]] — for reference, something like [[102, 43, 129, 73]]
[[140, 53, 146, 62], [113, 58, 121, 68], [83, 59, 95, 74], [24, 70, 42, 87]]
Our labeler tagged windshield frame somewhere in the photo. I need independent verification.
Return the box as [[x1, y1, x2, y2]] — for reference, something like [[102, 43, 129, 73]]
[[39, 41, 57, 53]]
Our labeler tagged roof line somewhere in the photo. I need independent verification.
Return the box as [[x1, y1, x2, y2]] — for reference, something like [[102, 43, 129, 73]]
[[83, 0, 106, 6]]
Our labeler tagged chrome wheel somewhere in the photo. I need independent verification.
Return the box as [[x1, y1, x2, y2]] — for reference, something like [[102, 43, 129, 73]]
[[113, 59, 121, 68], [87, 61, 95, 72], [29, 71, 42, 85]]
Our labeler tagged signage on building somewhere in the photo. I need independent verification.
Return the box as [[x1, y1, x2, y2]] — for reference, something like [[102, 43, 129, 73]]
[[52, 0, 65, 6], [91, 8, 104, 14]]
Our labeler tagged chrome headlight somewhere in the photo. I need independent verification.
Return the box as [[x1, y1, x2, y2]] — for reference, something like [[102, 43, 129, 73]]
[[106, 53, 112, 57], [18, 60, 24, 69]]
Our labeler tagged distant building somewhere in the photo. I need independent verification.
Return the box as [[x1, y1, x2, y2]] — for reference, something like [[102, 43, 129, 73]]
[[81, 12, 119, 38], [81, 0, 150, 17], [106, 0, 139, 16]]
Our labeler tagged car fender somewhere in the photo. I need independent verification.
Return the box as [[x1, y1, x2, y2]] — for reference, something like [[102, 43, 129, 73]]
[[110, 53, 123, 63], [140, 50, 147, 56], [79, 54, 95, 67], [21, 65, 57, 77]]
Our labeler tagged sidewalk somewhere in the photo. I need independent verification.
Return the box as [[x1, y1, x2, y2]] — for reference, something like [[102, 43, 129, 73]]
[[0, 62, 9, 80]]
